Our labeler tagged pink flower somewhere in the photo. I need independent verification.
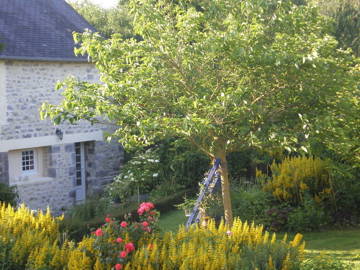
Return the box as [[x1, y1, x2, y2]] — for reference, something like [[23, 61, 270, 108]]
[[119, 251, 127, 258], [95, 228, 103, 237], [125, 242, 135, 253], [137, 207, 145, 215], [120, 221, 128, 228], [226, 230, 232, 236], [115, 264, 123, 270], [105, 217, 111, 223], [149, 211, 156, 215], [142, 221, 149, 227], [137, 202, 155, 215], [116, 237, 123, 243]]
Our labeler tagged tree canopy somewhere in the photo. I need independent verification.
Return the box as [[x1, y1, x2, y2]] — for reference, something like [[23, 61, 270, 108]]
[[42, 0, 359, 224], [70, 0, 133, 39]]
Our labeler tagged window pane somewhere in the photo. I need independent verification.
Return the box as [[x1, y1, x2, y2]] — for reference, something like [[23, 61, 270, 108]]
[[22, 150, 35, 172]]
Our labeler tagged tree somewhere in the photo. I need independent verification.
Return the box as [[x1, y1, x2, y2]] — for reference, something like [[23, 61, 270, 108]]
[[333, 0, 360, 57], [70, 0, 134, 38], [310, 0, 360, 56], [42, 0, 359, 224]]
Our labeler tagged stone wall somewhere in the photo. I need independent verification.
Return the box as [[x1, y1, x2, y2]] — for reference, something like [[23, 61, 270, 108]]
[[0, 152, 9, 185], [85, 141, 124, 195], [0, 60, 123, 212], [0, 60, 100, 141], [15, 144, 75, 214]]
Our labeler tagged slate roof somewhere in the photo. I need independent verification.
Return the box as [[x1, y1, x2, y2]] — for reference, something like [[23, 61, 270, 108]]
[[0, 0, 96, 61]]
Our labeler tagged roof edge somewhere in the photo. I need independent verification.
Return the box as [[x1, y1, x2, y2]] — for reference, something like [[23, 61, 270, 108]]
[[0, 55, 92, 63]]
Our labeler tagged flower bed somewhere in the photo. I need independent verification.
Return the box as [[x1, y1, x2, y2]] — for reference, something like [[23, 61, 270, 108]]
[[0, 202, 305, 269]]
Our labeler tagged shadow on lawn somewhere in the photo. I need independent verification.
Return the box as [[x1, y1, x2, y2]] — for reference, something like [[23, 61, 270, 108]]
[[302, 229, 360, 269]]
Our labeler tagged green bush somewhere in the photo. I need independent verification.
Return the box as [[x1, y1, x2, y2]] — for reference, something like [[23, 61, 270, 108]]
[[265, 204, 293, 232], [286, 196, 330, 232], [231, 185, 272, 226], [0, 183, 18, 206], [328, 163, 360, 225], [0, 237, 18, 270], [66, 194, 110, 221], [61, 189, 191, 241], [107, 139, 209, 203]]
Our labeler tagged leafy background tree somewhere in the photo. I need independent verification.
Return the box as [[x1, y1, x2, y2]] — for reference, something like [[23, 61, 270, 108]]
[[311, 0, 360, 56], [70, 0, 133, 38], [43, 0, 359, 224]]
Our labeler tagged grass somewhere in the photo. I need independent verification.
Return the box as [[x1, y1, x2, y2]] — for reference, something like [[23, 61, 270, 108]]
[[302, 230, 360, 269], [158, 209, 186, 232], [159, 210, 360, 268]]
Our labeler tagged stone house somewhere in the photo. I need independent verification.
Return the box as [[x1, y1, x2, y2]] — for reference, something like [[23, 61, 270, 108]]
[[0, 0, 123, 213]]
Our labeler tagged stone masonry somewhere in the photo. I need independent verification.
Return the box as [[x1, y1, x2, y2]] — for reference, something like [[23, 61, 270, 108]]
[[0, 60, 123, 213], [0, 152, 9, 185], [0, 61, 100, 141]]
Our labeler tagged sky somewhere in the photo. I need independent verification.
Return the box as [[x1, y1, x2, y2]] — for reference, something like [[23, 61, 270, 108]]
[[68, 0, 118, 9]]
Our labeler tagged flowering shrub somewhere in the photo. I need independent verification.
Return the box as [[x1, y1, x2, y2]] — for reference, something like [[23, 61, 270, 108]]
[[107, 149, 163, 202], [0, 202, 306, 269], [86, 202, 159, 269], [126, 219, 305, 270], [0, 203, 63, 268], [261, 156, 334, 206]]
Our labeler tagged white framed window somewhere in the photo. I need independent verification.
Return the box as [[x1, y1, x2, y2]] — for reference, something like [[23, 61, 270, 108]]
[[8, 147, 51, 185], [21, 150, 36, 173]]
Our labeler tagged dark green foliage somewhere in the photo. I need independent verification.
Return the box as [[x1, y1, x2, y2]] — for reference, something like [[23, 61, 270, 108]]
[[227, 150, 271, 183], [0, 183, 18, 206], [328, 164, 360, 225], [0, 238, 16, 270], [231, 185, 272, 226], [319, 0, 360, 56], [334, 1, 360, 56], [107, 139, 209, 203], [287, 196, 330, 232], [66, 194, 110, 221], [265, 204, 293, 232], [237, 241, 302, 270], [61, 189, 190, 241]]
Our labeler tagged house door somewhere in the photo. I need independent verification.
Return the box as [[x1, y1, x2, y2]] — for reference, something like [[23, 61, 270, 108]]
[[75, 142, 86, 202]]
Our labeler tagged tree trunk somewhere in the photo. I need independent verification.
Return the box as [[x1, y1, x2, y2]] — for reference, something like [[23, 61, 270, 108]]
[[215, 150, 233, 226]]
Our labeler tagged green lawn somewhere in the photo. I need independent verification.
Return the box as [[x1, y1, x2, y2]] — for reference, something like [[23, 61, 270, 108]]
[[302, 230, 360, 269], [158, 209, 187, 232], [159, 210, 360, 268]]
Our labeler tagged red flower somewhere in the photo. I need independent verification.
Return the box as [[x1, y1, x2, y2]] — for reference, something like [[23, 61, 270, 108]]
[[105, 217, 111, 223], [142, 221, 149, 227], [125, 242, 135, 253], [119, 251, 127, 258], [149, 211, 156, 215], [120, 221, 128, 228], [116, 237, 123, 243], [115, 264, 123, 270], [95, 228, 103, 237]]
